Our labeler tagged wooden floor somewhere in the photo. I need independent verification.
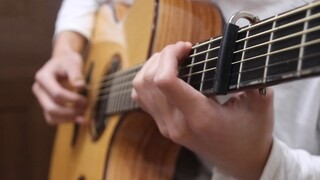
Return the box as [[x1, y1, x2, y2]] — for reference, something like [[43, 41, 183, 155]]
[[0, 0, 61, 179]]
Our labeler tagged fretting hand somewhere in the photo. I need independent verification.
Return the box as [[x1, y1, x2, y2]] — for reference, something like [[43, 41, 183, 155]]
[[132, 41, 274, 179]]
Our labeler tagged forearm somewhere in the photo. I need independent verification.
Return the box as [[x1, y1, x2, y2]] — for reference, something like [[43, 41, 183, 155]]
[[52, 31, 87, 57]]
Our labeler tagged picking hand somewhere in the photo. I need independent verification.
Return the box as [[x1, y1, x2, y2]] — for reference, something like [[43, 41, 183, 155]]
[[32, 52, 87, 124]]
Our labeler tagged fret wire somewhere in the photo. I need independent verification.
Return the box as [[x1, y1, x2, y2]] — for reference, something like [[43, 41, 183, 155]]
[[264, 15, 277, 83], [239, 1, 320, 33], [181, 41, 320, 80], [186, 12, 320, 64], [188, 43, 198, 84], [189, 46, 220, 58], [200, 39, 212, 91], [230, 52, 320, 80], [180, 57, 218, 70], [234, 64, 320, 89], [187, 3, 320, 61], [101, 2, 320, 88], [100, 29, 320, 99], [102, 51, 320, 103], [237, 12, 320, 44], [181, 26, 320, 74], [103, 55, 320, 103], [182, 18, 320, 72], [235, 25, 320, 55], [298, 8, 311, 76], [187, 1, 318, 57], [236, 38, 320, 64], [99, 2, 320, 108], [179, 67, 216, 79], [192, 37, 222, 49], [232, 54, 307, 76], [237, 29, 250, 89]]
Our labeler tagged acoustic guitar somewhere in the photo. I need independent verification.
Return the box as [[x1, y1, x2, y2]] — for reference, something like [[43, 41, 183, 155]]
[[49, 0, 320, 179]]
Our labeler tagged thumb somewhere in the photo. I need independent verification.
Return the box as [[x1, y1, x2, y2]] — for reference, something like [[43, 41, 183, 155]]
[[66, 55, 86, 89], [245, 88, 274, 113]]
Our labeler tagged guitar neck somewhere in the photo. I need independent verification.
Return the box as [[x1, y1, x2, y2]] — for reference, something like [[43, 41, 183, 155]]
[[103, 1, 320, 115]]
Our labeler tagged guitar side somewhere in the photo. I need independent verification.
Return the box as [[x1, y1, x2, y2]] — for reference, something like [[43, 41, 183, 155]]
[[49, 0, 222, 179]]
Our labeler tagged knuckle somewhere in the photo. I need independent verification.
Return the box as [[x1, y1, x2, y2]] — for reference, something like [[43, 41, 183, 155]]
[[188, 116, 210, 133], [143, 71, 154, 84], [51, 90, 65, 103], [168, 130, 186, 144], [46, 105, 59, 117], [132, 77, 144, 90], [35, 70, 44, 82], [158, 126, 169, 138], [154, 73, 173, 89], [163, 44, 175, 53]]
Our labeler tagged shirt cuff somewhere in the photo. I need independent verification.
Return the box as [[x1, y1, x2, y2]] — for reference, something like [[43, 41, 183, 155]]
[[260, 137, 284, 180]]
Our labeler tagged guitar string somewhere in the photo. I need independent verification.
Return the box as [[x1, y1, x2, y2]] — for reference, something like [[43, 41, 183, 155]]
[[183, 13, 320, 69], [181, 25, 320, 70], [93, 3, 319, 95], [99, 13, 319, 89], [97, 2, 319, 84], [101, 51, 320, 108], [96, 6, 319, 85], [239, 1, 319, 33], [97, 43, 320, 104], [189, 1, 319, 50], [96, 30, 320, 95], [98, 51, 320, 101], [178, 39, 320, 78], [188, 2, 320, 58], [236, 12, 320, 44], [102, 2, 320, 112]]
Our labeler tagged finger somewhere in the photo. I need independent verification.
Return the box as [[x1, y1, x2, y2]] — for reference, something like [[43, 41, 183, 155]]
[[33, 83, 85, 124], [132, 53, 172, 135], [155, 42, 219, 114], [65, 55, 86, 89], [132, 53, 159, 112], [245, 88, 274, 111], [35, 67, 87, 106]]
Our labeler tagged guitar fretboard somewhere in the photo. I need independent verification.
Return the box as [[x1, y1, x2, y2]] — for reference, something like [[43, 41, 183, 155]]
[[179, 1, 320, 94], [98, 1, 320, 115]]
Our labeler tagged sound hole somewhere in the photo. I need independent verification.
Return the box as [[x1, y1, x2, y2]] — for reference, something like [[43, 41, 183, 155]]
[[92, 55, 122, 140]]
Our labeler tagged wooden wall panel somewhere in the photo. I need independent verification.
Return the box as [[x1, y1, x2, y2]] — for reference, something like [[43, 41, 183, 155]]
[[0, 0, 62, 179]]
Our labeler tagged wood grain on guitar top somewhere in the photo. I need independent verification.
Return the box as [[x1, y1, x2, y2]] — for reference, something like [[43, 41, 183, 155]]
[[49, 0, 222, 179]]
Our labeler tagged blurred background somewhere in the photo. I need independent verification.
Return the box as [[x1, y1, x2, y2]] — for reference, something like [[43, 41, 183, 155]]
[[0, 0, 62, 179]]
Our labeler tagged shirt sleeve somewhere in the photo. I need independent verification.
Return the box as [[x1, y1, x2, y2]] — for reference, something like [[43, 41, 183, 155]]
[[260, 138, 320, 180], [54, 0, 101, 39]]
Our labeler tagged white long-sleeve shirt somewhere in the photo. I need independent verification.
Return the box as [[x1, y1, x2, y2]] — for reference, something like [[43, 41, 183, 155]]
[[55, 0, 320, 179]]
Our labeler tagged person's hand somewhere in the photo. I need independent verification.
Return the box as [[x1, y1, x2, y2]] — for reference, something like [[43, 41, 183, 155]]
[[32, 52, 87, 124], [132, 42, 274, 179]]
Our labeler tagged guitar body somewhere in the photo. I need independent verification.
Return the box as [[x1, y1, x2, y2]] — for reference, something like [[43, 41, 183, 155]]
[[49, 0, 222, 179]]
